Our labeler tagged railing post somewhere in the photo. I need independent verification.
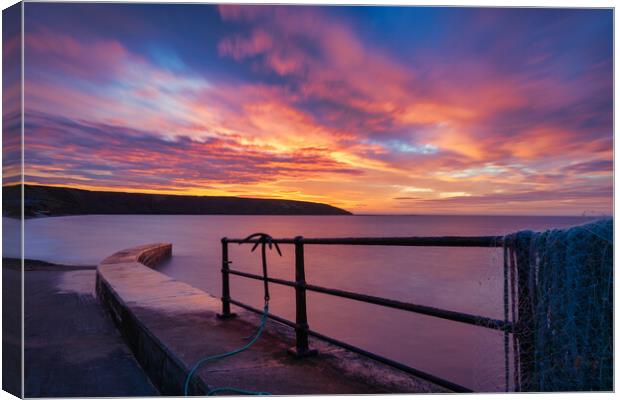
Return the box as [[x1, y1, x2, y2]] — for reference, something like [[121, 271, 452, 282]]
[[217, 237, 236, 319], [514, 233, 535, 391], [288, 236, 317, 357]]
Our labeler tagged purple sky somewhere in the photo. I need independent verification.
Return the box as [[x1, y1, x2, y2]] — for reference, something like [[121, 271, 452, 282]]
[[16, 4, 613, 214]]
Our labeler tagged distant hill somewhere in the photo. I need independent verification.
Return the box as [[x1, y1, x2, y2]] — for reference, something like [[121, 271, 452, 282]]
[[3, 185, 352, 217]]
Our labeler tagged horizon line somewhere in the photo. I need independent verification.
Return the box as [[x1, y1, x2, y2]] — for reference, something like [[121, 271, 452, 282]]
[[7, 182, 613, 220]]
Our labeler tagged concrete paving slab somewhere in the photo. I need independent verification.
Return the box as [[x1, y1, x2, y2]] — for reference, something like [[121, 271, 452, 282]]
[[23, 263, 159, 397]]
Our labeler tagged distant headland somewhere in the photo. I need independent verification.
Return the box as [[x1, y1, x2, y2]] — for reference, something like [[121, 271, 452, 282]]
[[2, 184, 352, 217]]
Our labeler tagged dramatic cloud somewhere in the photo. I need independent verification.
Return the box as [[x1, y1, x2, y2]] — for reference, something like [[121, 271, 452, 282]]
[[21, 4, 613, 214], [3, 7, 21, 185], [25, 112, 361, 193]]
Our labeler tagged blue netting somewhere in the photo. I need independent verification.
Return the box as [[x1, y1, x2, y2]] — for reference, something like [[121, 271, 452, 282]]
[[506, 219, 613, 391]]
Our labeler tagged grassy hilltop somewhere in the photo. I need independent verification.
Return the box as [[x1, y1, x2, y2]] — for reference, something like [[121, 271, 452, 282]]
[[2, 185, 352, 218]]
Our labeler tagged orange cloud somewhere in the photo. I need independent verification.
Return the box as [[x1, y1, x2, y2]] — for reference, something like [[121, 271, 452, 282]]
[[21, 6, 613, 215]]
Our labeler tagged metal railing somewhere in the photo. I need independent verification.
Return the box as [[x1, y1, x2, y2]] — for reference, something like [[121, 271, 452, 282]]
[[217, 235, 512, 393]]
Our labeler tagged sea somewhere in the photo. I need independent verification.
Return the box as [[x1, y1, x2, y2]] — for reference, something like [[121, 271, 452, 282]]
[[2, 214, 598, 391]]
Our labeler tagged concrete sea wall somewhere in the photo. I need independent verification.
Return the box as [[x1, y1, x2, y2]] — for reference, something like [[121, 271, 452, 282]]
[[96, 243, 209, 395]]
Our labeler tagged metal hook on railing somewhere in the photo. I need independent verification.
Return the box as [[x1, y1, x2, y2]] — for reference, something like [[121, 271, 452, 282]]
[[239, 233, 282, 301], [242, 232, 283, 256]]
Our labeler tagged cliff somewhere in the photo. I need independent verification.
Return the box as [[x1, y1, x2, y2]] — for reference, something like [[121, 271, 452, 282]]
[[2, 185, 352, 217]]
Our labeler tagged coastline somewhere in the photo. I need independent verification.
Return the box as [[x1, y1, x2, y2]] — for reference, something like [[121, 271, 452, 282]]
[[4, 184, 353, 218]]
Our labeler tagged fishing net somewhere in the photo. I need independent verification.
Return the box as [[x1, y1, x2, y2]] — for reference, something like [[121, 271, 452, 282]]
[[504, 218, 613, 392]]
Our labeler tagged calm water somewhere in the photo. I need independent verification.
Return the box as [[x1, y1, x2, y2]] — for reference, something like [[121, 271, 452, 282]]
[[4, 214, 595, 391]]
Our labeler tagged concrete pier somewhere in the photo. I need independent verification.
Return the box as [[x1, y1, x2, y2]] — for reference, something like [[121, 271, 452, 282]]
[[96, 243, 444, 395]]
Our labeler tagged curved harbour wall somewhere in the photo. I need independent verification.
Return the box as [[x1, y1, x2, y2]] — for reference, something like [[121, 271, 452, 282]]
[[95, 243, 209, 395]]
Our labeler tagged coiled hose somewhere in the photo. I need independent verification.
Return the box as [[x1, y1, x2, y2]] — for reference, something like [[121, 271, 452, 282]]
[[184, 233, 281, 396]]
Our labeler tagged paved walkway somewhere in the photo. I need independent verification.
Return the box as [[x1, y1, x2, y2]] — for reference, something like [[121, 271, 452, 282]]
[[21, 261, 158, 397], [3, 261, 22, 397]]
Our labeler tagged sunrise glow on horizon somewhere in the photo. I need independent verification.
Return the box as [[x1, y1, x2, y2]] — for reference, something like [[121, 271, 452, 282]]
[[14, 4, 613, 215]]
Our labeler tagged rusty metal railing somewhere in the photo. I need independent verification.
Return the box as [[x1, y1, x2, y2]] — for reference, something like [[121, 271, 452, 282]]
[[217, 235, 511, 393]]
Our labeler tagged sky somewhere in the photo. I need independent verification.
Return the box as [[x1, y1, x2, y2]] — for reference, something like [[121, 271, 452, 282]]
[[19, 4, 613, 215]]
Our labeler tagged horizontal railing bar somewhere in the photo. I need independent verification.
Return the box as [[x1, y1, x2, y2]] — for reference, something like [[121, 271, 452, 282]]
[[305, 283, 514, 332], [307, 329, 473, 393], [226, 236, 503, 247], [228, 268, 513, 332], [228, 298, 472, 393], [228, 269, 296, 288], [229, 298, 297, 329]]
